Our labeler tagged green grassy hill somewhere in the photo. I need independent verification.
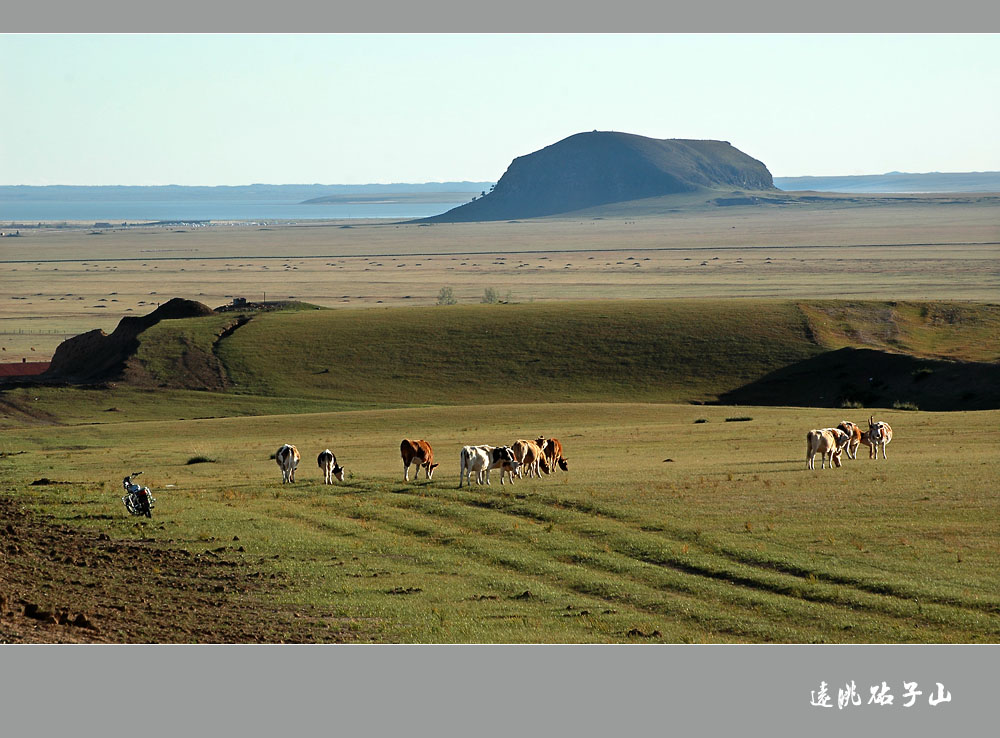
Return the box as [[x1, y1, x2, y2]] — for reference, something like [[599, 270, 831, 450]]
[[126, 298, 1000, 412], [8, 299, 998, 428], [214, 300, 822, 404]]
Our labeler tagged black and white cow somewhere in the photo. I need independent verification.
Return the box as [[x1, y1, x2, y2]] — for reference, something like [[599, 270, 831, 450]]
[[275, 444, 300, 483], [317, 449, 345, 484], [459, 445, 519, 488]]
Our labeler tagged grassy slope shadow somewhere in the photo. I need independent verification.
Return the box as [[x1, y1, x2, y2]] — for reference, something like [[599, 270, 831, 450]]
[[717, 346, 1000, 411]]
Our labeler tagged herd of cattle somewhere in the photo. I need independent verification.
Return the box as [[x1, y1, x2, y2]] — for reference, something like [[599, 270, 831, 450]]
[[271, 417, 892, 484], [806, 416, 894, 470], [273, 437, 569, 487]]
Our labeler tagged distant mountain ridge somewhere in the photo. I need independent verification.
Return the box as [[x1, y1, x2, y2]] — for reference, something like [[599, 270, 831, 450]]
[[422, 131, 776, 222], [775, 171, 1000, 193], [0, 183, 493, 202]]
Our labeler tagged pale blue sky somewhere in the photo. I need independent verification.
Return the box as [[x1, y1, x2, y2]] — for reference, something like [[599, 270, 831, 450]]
[[2, 33, 998, 185]]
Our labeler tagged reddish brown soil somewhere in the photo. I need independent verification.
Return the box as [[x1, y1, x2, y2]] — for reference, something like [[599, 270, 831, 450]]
[[0, 494, 358, 643], [0, 362, 49, 377]]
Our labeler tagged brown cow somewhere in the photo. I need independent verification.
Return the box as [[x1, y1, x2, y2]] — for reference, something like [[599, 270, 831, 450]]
[[536, 437, 569, 472], [401, 439, 439, 481], [500, 439, 551, 484], [837, 420, 862, 460]]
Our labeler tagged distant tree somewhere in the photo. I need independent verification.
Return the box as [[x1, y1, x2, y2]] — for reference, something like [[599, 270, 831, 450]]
[[481, 190, 486, 197], [481, 287, 500, 304], [437, 286, 457, 305]]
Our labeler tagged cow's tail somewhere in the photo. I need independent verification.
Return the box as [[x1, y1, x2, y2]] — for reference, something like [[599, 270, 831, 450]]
[[805, 430, 817, 467]]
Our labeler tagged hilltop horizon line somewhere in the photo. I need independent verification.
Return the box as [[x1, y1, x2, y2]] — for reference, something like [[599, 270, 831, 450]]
[[4, 169, 1000, 189]]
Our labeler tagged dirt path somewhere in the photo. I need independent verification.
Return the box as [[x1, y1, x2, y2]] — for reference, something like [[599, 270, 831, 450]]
[[0, 494, 358, 643]]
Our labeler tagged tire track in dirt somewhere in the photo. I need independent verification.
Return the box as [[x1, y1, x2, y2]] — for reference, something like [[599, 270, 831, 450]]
[[707, 543, 1000, 616], [383, 486, 1000, 640], [267, 490, 851, 642], [445, 484, 1000, 619]]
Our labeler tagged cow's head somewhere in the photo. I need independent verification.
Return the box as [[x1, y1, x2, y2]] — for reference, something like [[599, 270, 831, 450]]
[[869, 416, 887, 442], [332, 464, 345, 482], [557, 457, 569, 472], [537, 455, 551, 475], [426, 463, 440, 480]]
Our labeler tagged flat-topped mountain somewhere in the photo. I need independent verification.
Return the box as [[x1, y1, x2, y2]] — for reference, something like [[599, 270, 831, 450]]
[[422, 131, 776, 222]]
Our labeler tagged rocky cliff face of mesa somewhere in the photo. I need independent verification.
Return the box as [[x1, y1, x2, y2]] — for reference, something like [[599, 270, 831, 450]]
[[424, 131, 776, 222]]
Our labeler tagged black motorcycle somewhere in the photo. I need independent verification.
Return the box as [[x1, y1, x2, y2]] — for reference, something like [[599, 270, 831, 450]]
[[122, 471, 155, 518]]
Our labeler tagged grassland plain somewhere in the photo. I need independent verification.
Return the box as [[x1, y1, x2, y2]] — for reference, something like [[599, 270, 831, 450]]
[[2, 403, 999, 643], [0, 299, 998, 642], [2, 192, 999, 643], [2, 193, 998, 361]]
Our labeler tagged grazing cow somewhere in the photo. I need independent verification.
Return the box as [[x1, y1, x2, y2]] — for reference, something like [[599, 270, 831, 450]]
[[459, 445, 519, 487], [860, 415, 893, 459], [535, 437, 569, 473], [806, 428, 849, 470], [317, 449, 345, 484], [401, 439, 439, 481], [837, 420, 862, 460], [275, 444, 301, 483], [501, 439, 551, 484]]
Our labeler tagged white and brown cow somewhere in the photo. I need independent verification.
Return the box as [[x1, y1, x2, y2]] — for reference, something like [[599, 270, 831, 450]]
[[275, 443, 301, 483], [401, 439, 439, 481], [317, 449, 345, 484], [806, 428, 849, 470], [535, 437, 569, 473], [501, 439, 551, 484], [837, 420, 862, 460], [860, 415, 893, 459], [516, 439, 551, 479], [459, 445, 519, 488]]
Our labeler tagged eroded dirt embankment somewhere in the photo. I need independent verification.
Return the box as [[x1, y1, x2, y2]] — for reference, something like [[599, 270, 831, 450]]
[[41, 298, 216, 384], [0, 493, 356, 643]]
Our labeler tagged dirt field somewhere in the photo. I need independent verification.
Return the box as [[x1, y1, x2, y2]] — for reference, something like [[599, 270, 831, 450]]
[[2, 195, 998, 361], [0, 492, 360, 643]]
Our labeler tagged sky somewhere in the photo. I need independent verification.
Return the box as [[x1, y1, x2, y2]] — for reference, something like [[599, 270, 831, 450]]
[[2, 33, 998, 185]]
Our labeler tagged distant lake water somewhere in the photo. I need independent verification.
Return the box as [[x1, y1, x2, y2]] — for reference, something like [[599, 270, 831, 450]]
[[0, 199, 467, 223]]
